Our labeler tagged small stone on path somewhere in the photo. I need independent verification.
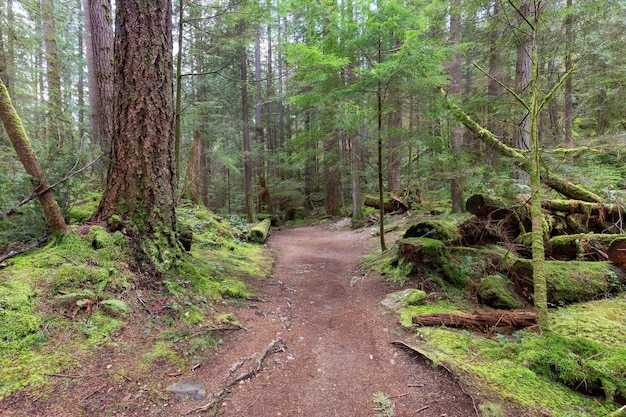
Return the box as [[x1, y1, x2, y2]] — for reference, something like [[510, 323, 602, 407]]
[[166, 379, 207, 400]]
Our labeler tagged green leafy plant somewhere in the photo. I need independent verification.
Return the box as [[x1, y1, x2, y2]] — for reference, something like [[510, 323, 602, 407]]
[[372, 391, 395, 417]]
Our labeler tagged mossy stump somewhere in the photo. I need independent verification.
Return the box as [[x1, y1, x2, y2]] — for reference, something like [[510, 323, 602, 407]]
[[403, 220, 461, 245]]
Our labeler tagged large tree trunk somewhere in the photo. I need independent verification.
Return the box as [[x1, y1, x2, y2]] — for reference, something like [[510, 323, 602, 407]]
[[83, 0, 114, 155], [563, 0, 574, 150], [0, 78, 67, 231], [94, 0, 179, 274]]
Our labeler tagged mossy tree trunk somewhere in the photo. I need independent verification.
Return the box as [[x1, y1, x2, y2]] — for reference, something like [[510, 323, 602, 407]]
[[93, 0, 180, 274], [528, 27, 548, 328], [0, 77, 67, 231]]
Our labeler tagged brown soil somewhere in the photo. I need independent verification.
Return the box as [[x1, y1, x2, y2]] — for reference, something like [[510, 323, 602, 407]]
[[1, 221, 491, 417]]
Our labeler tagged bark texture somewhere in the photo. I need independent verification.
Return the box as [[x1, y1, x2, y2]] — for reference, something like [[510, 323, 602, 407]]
[[94, 0, 179, 273]]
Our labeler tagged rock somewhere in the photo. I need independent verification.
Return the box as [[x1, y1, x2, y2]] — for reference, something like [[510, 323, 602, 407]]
[[403, 289, 427, 306], [166, 379, 207, 400], [380, 288, 426, 310]]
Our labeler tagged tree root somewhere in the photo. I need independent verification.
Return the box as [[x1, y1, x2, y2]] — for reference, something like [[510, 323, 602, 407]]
[[184, 338, 285, 415]]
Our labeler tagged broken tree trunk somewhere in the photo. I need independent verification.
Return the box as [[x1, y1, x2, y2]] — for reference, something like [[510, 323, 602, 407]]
[[441, 89, 603, 203], [412, 310, 536, 329], [511, 259, 625, 304], [246, 218, 271, 243]]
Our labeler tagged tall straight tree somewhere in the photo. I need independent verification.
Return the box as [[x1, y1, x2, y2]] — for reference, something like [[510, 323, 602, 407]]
[[94, 0, 180, 273], [41, 0, 65, 146], [83, 0, 114, 155]]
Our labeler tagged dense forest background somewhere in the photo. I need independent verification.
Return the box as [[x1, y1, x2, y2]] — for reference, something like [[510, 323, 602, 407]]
[[1, 0, 625, 245]]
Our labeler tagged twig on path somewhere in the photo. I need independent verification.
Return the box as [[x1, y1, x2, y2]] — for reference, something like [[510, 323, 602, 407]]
[[184, 338, 285, 415], [412, 404, 431, 415], [81, 384, 106, 401]]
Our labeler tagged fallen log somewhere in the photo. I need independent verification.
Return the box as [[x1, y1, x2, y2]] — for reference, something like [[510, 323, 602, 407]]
[[547, 233, 624, 261], [511, 259, 626, 304], [246, 218, 271, 243], [441, 89, 603, 203], [364, 195, 408, 213], [412, 310, 536, 329], [465, 194, 513, 219]]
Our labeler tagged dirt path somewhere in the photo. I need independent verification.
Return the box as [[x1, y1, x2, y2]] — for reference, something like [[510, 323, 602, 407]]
[[199, 222, 478, 417]]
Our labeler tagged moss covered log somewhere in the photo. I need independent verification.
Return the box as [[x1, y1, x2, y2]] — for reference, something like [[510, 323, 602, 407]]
[[511, 260, 626, 305], [548, 233, 625, 261], [247, 218, 271, 244]]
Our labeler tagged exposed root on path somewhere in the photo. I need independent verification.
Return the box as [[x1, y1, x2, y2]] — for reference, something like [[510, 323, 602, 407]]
[[184, 338, 286, 415], [392, 341, 479, 417]]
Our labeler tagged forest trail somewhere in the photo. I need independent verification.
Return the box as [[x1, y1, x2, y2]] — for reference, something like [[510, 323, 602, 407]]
[[197, 221, 478, 417]]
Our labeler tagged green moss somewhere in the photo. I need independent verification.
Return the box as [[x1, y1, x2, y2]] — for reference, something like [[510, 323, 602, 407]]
[[142, 341, 186, 370], [67, 193, 101, 225], [477, 275, 522, 309], [0, 277, 43, 350], [403, 289, 427, 306]]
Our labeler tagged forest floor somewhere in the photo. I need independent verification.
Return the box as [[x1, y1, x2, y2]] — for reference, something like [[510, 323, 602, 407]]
[[1, 220, 524, 416]]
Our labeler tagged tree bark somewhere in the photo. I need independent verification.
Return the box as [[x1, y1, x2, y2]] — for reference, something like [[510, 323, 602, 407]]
[[0, 78, 67, 231], [83, 0, 114, 155], [448, 0, 464, 213], [94, 0, 179, 274]]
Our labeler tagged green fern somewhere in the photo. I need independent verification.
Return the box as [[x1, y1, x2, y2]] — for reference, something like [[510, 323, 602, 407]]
[[99, 299, 130, 314]]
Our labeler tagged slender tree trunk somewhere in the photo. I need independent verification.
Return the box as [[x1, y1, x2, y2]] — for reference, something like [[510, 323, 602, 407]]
[[94, 0, 179, 274], [254, 23, 266, 213], [528, 29, 548, 329], [386, 88, 402, 192], [240, 20, 254, 222], [0, 78, 67, 231], [83, 0, 114, 155], [563, 0, 574, 149], [303, 112, 315, 211], [174, 0, 183, 179], [77, 0, 85, 148], [449, 0, 463, 213], [41, 0, 64, 147], [514, 1, 533, 154], [486, 1, 504, 141], [324, 132, 340, 216]]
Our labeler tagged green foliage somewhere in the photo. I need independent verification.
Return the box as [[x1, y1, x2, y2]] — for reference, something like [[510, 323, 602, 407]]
[[372, 391, 395, 417]]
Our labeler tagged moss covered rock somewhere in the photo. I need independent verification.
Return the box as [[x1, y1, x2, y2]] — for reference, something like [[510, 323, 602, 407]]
[[477, 275, 522, 309], [403, 289, 427, 306]]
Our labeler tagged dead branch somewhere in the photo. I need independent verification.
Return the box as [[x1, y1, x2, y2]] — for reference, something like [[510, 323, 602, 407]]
[[184, 338, 285, 415], [0, 233, 51, 264]]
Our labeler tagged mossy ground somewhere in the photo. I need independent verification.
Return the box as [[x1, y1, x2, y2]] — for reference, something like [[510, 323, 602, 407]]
[[0, 205, 271, 401]]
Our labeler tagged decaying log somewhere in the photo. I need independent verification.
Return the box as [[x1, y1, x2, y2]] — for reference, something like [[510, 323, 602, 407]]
[[465, 194, 513, 219], [412, 310, 536, 329], [608, 237, 626, 269], [547, 233, 624, 261], [364, 196, 408, 213], [246, 218, 271, 243], [511, 259, 625, 304]]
